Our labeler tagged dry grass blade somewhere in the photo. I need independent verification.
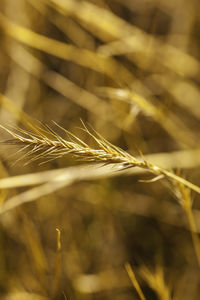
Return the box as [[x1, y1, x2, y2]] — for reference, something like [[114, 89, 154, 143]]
[[46, 0, 200, 77], [174, 181, 200, 267], [3, 292, 49, 300], [52, 229, 62, 297], [0, 163, 130, 214], [0, 12, 133, 84], [125, 263, 146, 300], [140, 265, 171, 300], [0, 180, 72, 214], [98, 87, 196, 148], [1, 123, 200, 196]]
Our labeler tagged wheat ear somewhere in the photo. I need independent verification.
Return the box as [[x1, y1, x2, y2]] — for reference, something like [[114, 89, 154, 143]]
[[1, 123, 200, 195]]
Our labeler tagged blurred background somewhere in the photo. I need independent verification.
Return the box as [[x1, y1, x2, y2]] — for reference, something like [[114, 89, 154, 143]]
[[0, 0, 200, 299]]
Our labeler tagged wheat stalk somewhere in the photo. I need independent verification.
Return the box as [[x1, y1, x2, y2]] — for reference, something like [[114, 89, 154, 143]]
[[1, 123, 200, 195]]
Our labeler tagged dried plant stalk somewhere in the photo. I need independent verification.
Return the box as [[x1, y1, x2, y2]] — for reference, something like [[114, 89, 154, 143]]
[[174, 182, 200, 266], [125, 263, 146, 300]]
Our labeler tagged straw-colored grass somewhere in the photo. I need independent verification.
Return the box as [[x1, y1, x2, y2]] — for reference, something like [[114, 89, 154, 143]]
[[0, 0, 200, 299]]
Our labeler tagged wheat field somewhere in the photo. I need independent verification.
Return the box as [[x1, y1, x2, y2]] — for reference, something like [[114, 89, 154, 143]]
[[0, 0, 200, 299]]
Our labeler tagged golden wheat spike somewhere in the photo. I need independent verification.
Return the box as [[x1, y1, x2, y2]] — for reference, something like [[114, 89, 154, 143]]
[[1, 123, 200, 195]]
